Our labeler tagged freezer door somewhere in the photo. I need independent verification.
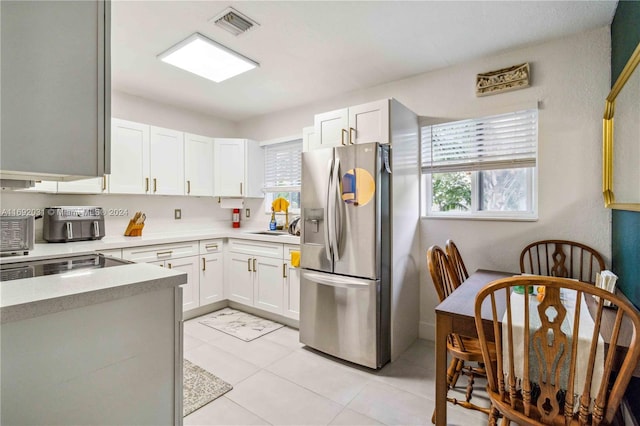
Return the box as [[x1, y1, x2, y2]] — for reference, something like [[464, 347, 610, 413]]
[[299, 270, 382, 369], [300, 148, 334, 273], [332, 142, 382, 279]]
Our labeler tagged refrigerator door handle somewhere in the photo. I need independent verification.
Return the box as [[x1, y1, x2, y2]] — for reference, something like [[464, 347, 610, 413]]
[[332, 157, 344, 260], [302, 271, 372, 289], [324, 157, 334, 262]]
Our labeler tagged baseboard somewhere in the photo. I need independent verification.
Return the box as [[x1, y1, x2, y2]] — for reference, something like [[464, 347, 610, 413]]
[[182, 300, 228, 321], [228, 301, 300, 329], [419, 320, 435, 341]]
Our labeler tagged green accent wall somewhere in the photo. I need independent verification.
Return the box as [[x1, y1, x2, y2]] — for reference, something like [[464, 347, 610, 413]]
[[611, 0, 640, 309]]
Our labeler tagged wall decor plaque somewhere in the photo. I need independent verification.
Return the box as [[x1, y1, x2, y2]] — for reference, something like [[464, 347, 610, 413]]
[[476, 63, 530, 97]]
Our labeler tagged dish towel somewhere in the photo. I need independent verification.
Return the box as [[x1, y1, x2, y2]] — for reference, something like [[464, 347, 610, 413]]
[[290, 250, 300, 268]]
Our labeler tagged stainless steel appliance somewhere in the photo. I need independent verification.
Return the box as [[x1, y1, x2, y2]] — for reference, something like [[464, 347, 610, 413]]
[[0, 254, 132, 282], [300, 142, 391, 369], [0, 215, 35, 255], [43, 206, 105, 242]]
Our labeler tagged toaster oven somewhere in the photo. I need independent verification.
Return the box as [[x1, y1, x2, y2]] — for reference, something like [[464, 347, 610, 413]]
[[0, 215, 35, 255]]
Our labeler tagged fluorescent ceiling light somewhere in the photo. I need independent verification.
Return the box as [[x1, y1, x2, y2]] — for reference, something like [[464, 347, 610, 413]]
[[158, 33, 258, 83]]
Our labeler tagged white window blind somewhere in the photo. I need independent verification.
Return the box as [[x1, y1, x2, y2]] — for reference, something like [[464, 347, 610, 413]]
[[421, 108, 538, 173], [263, 140, 302, 192]]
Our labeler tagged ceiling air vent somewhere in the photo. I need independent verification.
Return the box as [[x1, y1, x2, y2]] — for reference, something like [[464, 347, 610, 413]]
[[210, 7, 259, 36]]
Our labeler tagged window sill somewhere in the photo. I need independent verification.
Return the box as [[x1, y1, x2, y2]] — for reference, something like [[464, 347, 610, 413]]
[[422, 213, 538, 222]]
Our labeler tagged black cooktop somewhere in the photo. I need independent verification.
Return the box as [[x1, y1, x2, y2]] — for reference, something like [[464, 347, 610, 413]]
[[0, 254, 132, 282]]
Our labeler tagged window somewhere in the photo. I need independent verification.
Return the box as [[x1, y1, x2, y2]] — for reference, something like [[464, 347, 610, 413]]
[[421, 108, 537, 219], [263, 140, 302, 214]]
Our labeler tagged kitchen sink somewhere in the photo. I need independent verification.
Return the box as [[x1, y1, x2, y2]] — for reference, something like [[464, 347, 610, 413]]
[[249, 231, 290, 236]]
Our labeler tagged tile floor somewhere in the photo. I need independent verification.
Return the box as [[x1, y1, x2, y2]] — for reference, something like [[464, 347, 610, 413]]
[[183, 316, 491, 426]]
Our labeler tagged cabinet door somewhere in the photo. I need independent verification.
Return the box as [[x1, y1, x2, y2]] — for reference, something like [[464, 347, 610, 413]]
[[109, 119, 150, 194], [200, 253, 224, 306], [348, 99, 389, 145], [150, 126, 184, 196], [283, 263, 300, 320], [226, 252, 253, 305], [57, 176, 107, 194], [253, 256, 284, 314], [213, 139, 245, 197], [313, 108, 348, 150], [184, 133, 214, 196], [168, 256, 199, 312], [1, 1, 108, 179]]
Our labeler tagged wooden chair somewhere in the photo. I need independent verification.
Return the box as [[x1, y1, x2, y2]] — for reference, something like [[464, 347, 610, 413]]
[[474, 276, 640, 425], [427, 245, 494, 420], [446, 239, 469, 285], [520, 240, 606, 284]]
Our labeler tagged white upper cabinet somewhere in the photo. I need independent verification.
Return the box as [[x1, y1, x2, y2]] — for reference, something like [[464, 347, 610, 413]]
[[184, 133, 214, 197], [213, 138, 264, 198], [348, 99, 390, 145], [0, 1, 110, 182], [313, 108, 349, 150], [149, 126, 184, 196], [312, 99, 390, 150], [109, 119, 150, 194]]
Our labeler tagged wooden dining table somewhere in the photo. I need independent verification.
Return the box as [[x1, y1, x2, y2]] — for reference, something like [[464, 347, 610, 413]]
[[433, 269, 640, 426], [434, 269, 512, 426]]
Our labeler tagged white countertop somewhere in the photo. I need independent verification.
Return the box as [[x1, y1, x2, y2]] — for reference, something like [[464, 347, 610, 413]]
[[1, 262, 187, 323], [0, 228, 301, 263], [0, 228, 299, 323]]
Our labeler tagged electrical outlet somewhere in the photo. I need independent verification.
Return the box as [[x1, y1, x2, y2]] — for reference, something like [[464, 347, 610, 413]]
[[174, 209, 181, 220], [245, 208, 251, 218]]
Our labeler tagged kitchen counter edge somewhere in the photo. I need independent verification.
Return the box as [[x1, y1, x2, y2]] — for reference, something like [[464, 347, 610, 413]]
[[0, 229, 301, 264]]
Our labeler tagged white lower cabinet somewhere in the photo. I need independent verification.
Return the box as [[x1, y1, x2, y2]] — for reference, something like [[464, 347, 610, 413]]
[[283, 244, 301, 320], [226, 253, 254, 305], [123, 242, 199, 312], [200, 253, 224, 305], [253, 256, 285, 314], [226, 239, 300, 319], [119, 238, 299, 318]]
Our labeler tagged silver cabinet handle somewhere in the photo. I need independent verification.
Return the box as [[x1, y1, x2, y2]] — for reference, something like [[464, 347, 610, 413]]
[[240, 182, 243, 195], [102, 175, 107, 191], [93, 220, 100, 237], [341, 129, 347, 146], [157, 250, 173, 258], [349, 127, 356, 145], [187, 180, 191, 194], [205, 244, 218, 251], [66, 222, 73, 239]]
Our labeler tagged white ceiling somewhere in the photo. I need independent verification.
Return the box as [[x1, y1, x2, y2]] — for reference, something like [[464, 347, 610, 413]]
[[111, 1, 617, 122]]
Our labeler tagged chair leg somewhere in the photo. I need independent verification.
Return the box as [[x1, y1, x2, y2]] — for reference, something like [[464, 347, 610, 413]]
[[447, 358, 462, 388], [465, 370, 475, 402], [500, 417, 511, 426], [489, 405, 501, 426]]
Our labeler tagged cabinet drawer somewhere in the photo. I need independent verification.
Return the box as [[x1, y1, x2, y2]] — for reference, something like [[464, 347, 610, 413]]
[[122, 241, 198, 263], [199, 239, 223, 254], [228, 238, 283, 259]]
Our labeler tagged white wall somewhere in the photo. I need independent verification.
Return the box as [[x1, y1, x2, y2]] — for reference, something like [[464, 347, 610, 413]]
[[112, 90, 239, 138], [238, 27, 613, 340]]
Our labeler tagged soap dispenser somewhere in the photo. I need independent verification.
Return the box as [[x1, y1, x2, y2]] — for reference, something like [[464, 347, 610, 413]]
[[269, 208, 277, 231]]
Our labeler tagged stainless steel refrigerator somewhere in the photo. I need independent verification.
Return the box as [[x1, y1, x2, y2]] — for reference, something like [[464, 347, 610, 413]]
[[299, 142, 390, 369]]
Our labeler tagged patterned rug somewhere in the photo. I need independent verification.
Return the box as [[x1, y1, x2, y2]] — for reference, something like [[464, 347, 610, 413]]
[[199, 307, 284, 341], [183, 359, 232, 417]]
